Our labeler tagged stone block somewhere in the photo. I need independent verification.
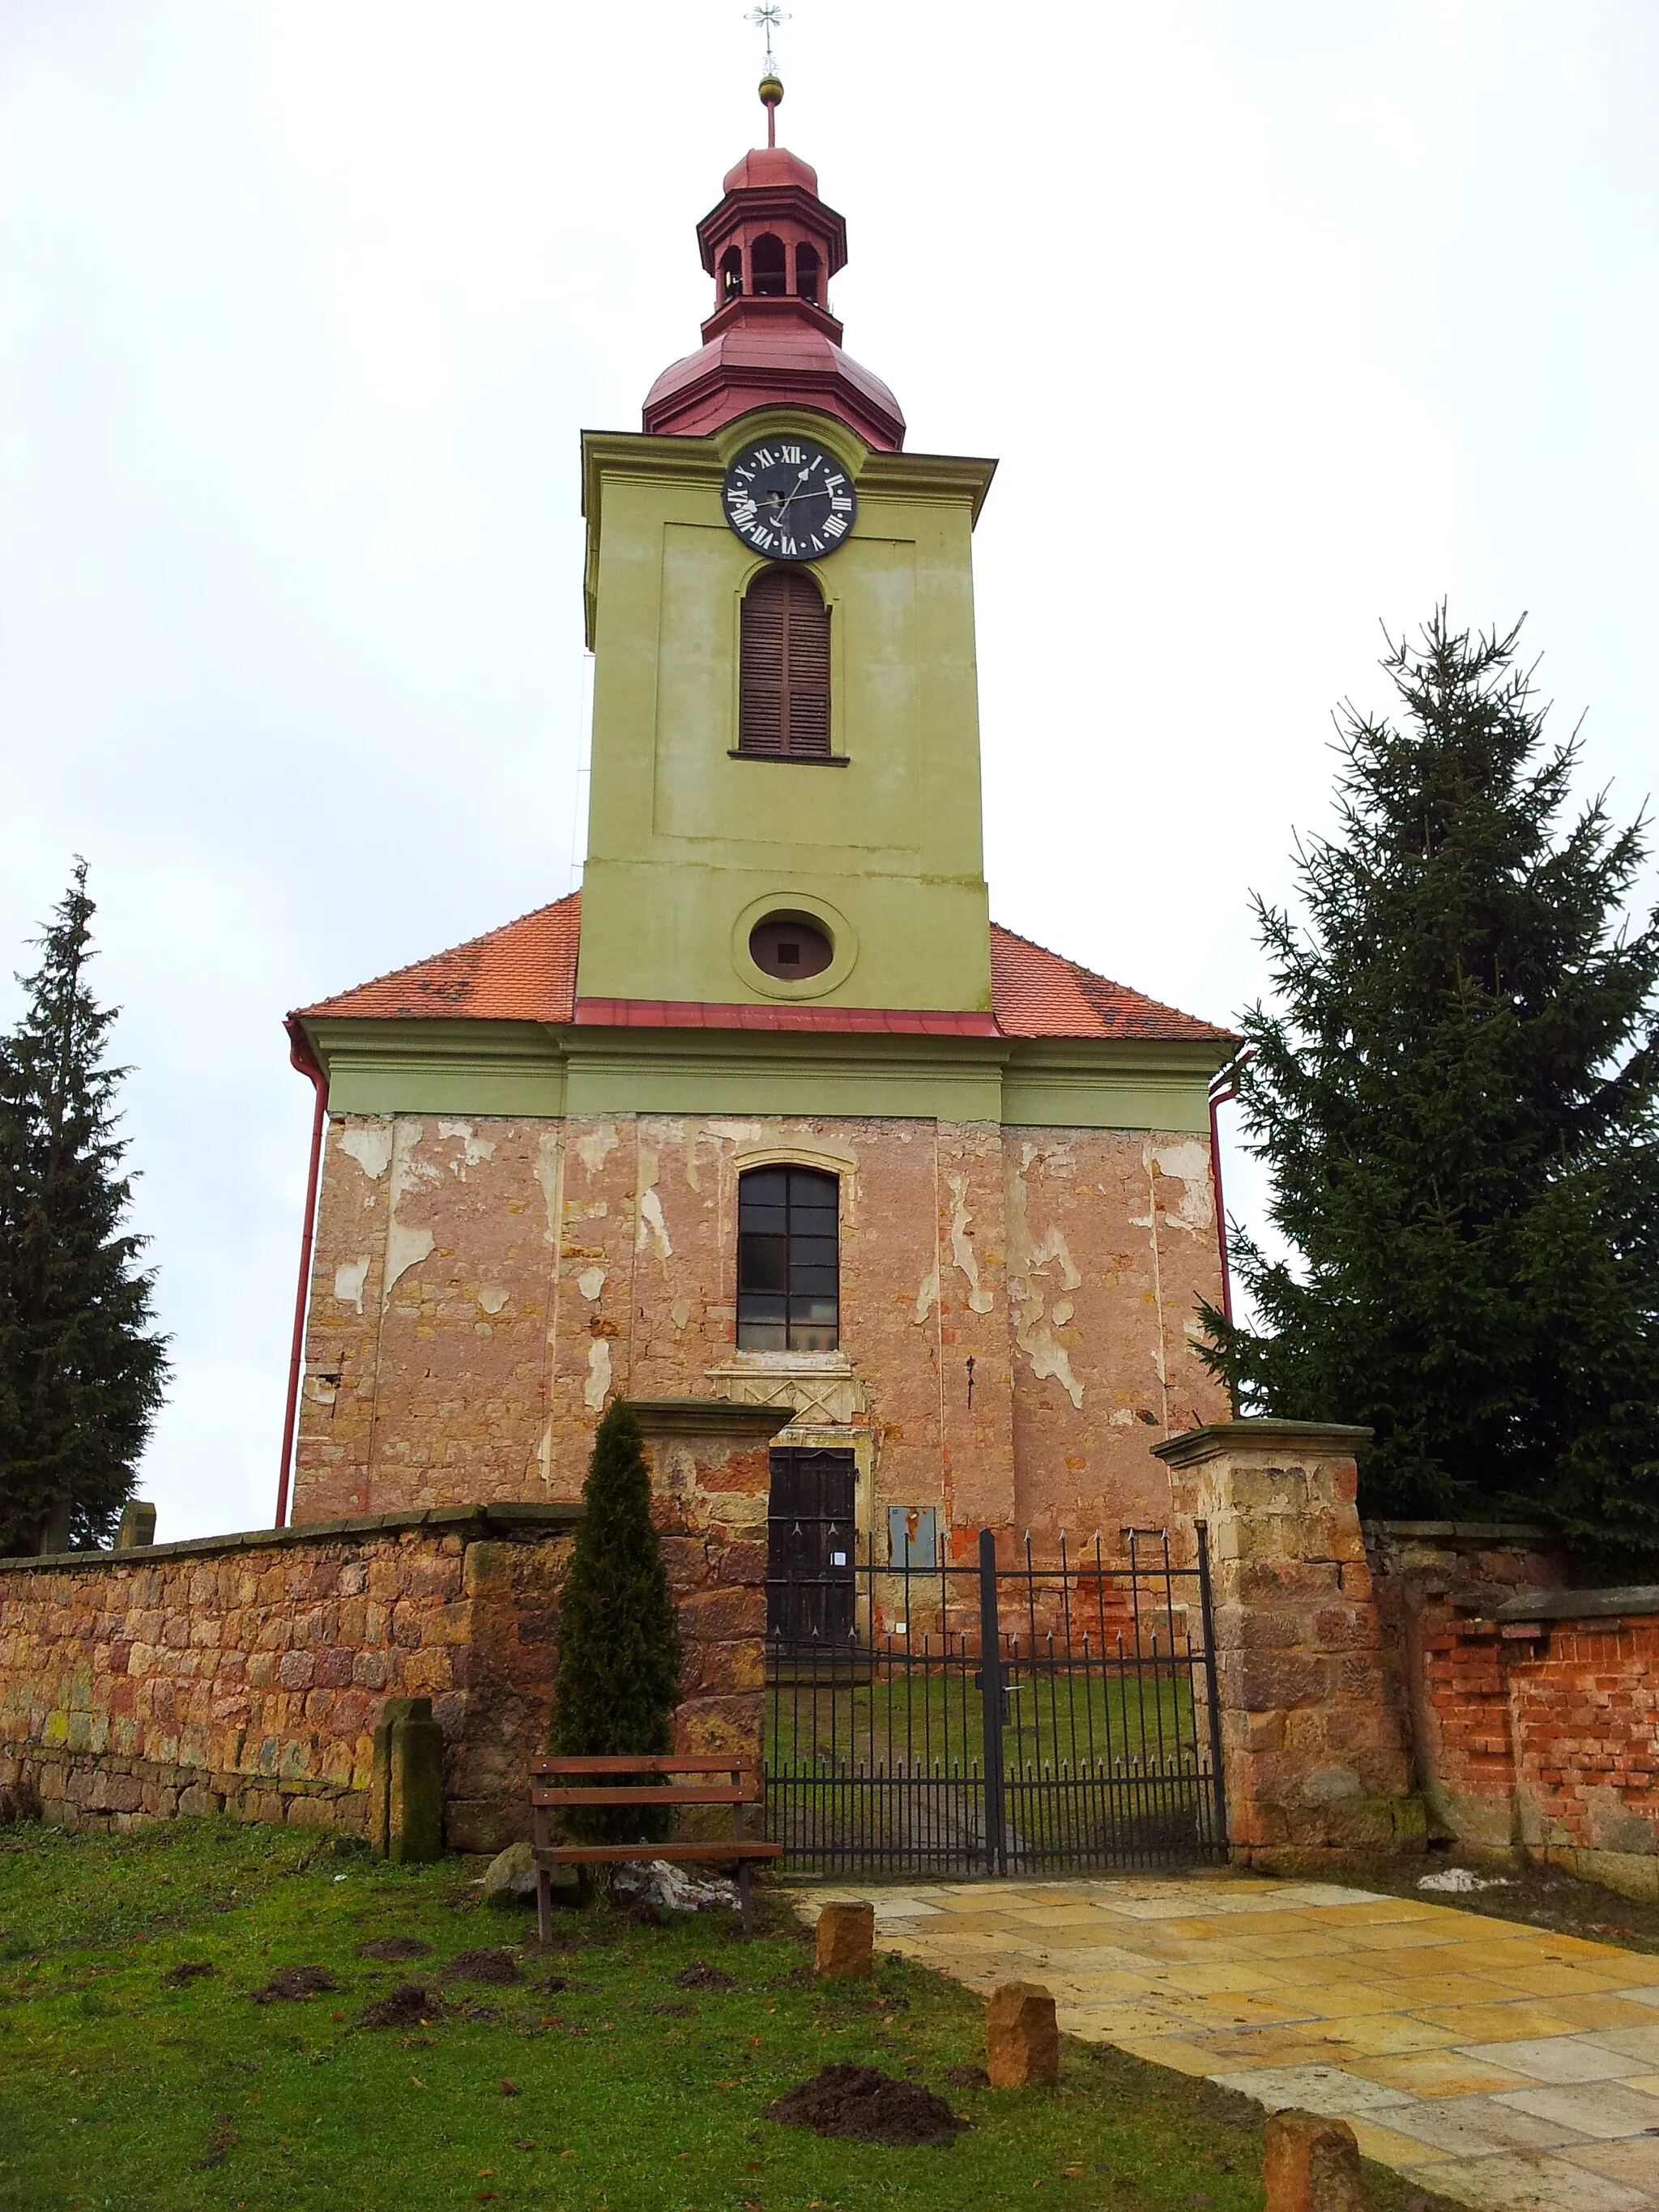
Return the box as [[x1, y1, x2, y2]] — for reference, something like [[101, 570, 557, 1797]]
[[284, 1792, 338, 1831], [1262, 2108, 1367, 2212], [985, 1981, 1059, 2088], [815, 1901, 874, 1979]]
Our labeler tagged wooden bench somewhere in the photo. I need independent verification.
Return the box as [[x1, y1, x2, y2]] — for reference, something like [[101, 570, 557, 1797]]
[[529, 1754, 783, 1941]]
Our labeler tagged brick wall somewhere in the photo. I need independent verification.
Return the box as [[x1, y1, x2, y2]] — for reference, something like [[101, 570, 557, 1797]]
[[1507, 1614, 1659, 1882], [294, 1111, 1228, 1553], [1367, 1524, 1659, 1901], [1366, 1521, 1570, 1852]]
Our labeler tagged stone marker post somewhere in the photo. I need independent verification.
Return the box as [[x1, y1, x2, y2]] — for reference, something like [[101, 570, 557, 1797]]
[[1263, 2108, 1368, 2212], [1153, 1421, 1418, 1866], [114, 1501, 156, 1550], [370, 1696, 446, 1863], [815, 1901, 874, 1978], [985, 1981, 1059, 2086]]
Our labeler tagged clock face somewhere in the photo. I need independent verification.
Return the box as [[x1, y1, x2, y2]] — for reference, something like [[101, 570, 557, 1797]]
[[722, 436, 856, 561]]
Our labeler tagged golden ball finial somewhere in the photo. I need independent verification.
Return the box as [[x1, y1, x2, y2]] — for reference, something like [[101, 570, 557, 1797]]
[[759, 71, 784, 109]]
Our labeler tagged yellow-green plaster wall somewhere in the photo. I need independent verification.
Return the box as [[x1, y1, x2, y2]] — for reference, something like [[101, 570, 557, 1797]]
[[309, 1018, 1227, 1134], [574, 411, 998, 1012]]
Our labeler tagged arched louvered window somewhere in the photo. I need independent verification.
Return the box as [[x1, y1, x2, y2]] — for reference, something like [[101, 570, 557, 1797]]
[[738, 567, 830, 759]]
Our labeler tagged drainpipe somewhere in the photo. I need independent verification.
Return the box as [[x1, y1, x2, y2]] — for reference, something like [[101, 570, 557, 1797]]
[[276, 1015, 328, 1530], [1207, 1049, 1253, 1328]]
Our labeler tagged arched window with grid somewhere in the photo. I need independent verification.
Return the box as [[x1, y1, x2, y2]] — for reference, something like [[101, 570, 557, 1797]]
[[736, 1165, 839, 1350]]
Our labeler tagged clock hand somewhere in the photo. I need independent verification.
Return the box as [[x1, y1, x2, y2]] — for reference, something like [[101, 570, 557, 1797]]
[[775, 471, 818, 518]]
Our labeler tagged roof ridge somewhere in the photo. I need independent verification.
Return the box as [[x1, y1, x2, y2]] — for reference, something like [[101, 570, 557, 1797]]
[[292, 889, 580, 1016]]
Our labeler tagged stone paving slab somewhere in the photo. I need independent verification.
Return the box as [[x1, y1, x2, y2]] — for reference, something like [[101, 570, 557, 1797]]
[[799, 1873, 1659, 2210]]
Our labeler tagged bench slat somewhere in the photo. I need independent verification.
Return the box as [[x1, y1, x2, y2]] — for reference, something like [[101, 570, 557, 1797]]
[[534, 1843, 783, 1866], [531, 1785, 753, 1808], [530, 1755, 748, 1776]]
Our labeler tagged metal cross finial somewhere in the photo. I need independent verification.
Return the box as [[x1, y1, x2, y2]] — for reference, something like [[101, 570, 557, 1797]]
[[747, 3, 790, 76]]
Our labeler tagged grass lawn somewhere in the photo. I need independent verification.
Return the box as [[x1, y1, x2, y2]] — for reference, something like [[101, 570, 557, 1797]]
[[0, 1818, 1445, 2212]]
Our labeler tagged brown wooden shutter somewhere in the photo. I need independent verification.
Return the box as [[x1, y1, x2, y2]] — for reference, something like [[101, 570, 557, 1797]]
[[739, 568, 831, 758]]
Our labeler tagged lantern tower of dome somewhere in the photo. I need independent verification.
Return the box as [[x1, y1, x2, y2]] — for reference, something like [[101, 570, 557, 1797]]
[[642, 79, 905, 450]]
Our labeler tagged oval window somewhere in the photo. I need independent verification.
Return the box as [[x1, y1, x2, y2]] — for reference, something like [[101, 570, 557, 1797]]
[[749, 914, 834, 981]]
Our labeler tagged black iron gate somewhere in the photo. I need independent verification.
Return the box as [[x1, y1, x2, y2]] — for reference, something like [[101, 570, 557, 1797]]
[[764, 1527, 1226, 1876]]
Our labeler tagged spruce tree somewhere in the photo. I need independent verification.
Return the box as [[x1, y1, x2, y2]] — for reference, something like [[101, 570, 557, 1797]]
[[547, 1400, 684, 1842], [0, 863, 168, 1554], [1205, 612, 1659, 1559]]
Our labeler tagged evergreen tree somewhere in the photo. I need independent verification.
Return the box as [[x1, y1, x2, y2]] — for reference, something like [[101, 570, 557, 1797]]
[[1205, 612, 1659, 1558], [0, 863, 168, 1554], [547, 1400, 683, 1842]]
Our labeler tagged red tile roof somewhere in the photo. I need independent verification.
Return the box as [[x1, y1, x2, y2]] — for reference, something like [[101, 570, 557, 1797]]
[[988, 923, 1234, 1042], [296, 893, 1232, 1045], [298, 893, 582, 1024]]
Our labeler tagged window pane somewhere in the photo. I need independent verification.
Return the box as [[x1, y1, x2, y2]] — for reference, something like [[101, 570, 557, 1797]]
[[739, 1234, 787, 1294], [740, 1169, 788, 1213], [790, 1319, 839, 1352], [738, 1315, 787, 1350]]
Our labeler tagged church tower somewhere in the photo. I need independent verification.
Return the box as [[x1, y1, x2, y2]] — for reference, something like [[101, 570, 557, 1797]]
[[285, 83, 1236, 1573], [577, 98, 993, 1018]]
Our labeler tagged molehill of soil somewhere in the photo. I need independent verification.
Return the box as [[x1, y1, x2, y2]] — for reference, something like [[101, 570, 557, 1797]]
[[360, 1983, 433, 2029], [250, 1964, 339, 2003], [356, 1937, 431, 1963], [164, 1961, 217, 1988], [674, 1960, 737, 1992], [441, 1948, 521, 1984], [766, 2063, 969, 2149]]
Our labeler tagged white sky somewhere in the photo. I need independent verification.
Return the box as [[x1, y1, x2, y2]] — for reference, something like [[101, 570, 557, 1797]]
[[2, 1, 1655, 1542]]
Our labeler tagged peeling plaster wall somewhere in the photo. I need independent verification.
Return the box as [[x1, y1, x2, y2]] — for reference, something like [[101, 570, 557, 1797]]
[[294, 1112, 1230, 1545]]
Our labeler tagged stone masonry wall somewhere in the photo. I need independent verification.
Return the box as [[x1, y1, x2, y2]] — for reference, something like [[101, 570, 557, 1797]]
[[1155, 1421, 1418, 1867], [294, 1111, 1228, 1554], [0, 1469, 767, 1853]]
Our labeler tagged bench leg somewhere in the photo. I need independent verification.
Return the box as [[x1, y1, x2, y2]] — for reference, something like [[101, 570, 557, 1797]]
[[739, 1858, 754, 1940], [533, 1804, 552, 1946]]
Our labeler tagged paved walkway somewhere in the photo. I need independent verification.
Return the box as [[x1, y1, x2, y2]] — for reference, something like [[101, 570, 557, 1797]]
[[802, 1874, 1659, 2211]]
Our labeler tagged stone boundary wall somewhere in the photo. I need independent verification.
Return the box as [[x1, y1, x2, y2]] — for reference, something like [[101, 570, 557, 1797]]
[[0, 1506, 578, 1850], [0, 1436, 771, 1855]]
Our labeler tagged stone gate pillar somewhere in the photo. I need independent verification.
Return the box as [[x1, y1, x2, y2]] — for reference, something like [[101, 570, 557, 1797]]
[[1152, 1419, 1421, 1867]]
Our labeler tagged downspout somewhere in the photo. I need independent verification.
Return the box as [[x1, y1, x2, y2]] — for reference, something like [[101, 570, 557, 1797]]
[[1206, 1049, 1252, 1328], [276, 1015, 328, 1530]]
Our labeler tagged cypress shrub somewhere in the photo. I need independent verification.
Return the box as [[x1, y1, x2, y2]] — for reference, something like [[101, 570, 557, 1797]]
[[547, 1400, 683, 1843]]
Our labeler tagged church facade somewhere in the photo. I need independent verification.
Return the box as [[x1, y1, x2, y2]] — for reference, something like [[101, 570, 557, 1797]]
[[286, 103, 1236, 1581]]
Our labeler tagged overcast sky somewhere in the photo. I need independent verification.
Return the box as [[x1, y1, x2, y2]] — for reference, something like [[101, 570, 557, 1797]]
[[3, 1, 1656, 1542]]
